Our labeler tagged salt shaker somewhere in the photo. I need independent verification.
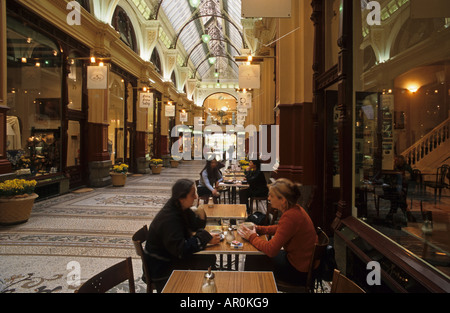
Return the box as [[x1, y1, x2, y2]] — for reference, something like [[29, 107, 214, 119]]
[[225, 226, 235, 243], [201, 267, 217, 293], [208, 196, 214, 208]]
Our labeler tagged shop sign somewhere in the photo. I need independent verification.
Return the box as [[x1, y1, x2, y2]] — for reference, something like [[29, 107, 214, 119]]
[[87, 66, 108, 89], [139, 92, 153, 109]]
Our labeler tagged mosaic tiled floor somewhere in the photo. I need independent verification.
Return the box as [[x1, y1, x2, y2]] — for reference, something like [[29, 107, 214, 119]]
[[0, 161, 206, 293]]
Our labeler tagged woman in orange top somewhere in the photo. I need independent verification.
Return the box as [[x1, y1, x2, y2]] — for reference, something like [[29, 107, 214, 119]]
[[238, 178, 317, 285]]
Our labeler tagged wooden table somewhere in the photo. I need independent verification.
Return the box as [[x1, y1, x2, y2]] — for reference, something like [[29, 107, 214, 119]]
[[162, 270, 278, 293], [199, 225, 266, 270], [200, 203, 247, 220]]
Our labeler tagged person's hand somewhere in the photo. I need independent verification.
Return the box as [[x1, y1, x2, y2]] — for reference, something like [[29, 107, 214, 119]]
[[208, 233, 221, 245], [237, 225, 256, 240], [212, 189, 219, 197]]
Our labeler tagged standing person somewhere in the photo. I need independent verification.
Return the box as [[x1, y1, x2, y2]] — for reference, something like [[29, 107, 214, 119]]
[[239, 159, 269, 214], [383, 155, 414, 222], [238, 178, 317, 286], [144, 179, 221, 293], [197, 159, 223, 201]]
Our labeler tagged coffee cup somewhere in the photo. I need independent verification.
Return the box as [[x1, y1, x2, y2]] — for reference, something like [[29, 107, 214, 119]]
[[240, 222, 255, 230]]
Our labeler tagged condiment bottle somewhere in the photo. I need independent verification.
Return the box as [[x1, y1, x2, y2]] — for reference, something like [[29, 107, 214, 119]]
[[208, 196, 214, 208], [201, 267, 217, 293], [225, 226, 235, 243]]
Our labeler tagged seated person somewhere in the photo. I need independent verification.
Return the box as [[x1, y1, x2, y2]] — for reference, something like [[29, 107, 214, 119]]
[[239, 159, 269, 214], [383, 155, 414, 221], [238, 178, 318, 286], [197, 159, 223, 202], [144, 179, 221, 292]]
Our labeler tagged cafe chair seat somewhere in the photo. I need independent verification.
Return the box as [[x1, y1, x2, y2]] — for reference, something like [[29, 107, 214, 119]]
[[75, 257, 135, 293]]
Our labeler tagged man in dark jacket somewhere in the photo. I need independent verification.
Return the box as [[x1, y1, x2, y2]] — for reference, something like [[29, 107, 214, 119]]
[[144, 179, 220, 292]]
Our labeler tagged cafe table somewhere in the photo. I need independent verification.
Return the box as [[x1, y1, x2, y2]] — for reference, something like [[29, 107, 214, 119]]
[[218, 181, 249, 204], [200, 203, 247, 221], [162, 270, 278, 293], [198, 225, 266, 270]]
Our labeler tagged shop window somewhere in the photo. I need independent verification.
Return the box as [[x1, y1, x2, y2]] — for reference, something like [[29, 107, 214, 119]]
[[6, 17, 62, 177], [151, 48, 162, 74], [68, 53, 83, 111], [353, 1, 450, 279], [108, 73, 125, 165]]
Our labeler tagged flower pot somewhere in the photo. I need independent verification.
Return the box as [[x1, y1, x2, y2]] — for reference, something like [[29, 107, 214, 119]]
[[151, 165, 163, 174], [111, 173, 127, 186], [170, 160, 179, 168], [0, 193, 39, 225]]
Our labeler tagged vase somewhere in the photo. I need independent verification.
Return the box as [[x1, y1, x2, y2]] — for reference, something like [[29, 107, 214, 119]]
[[170, 160, 179, 168], [111, 173, 127, 186], [151, 165, 163, 174], [0, 193, 39, 225]]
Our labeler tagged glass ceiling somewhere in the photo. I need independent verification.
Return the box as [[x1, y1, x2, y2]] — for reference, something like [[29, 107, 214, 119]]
[[160, 0, 244, 81]]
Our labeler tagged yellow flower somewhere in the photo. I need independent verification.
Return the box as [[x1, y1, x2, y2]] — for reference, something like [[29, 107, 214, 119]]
[[0, 179, 37, 197]]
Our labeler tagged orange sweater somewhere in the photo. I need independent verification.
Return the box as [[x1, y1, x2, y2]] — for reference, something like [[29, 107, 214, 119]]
[[248, 205, 317, 273]]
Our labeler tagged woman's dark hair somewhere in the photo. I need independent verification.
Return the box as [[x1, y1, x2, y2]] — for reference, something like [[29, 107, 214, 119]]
[[200, 160, 221, 182], [250, 159, 262, 171], [169, 179, 195, 209]]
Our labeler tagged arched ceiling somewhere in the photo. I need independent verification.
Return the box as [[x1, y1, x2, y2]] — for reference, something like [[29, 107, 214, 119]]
[[159, 0, 245, 82]]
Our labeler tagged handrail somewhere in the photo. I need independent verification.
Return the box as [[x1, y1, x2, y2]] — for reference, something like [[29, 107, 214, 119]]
[[402, 118, 450, 167]]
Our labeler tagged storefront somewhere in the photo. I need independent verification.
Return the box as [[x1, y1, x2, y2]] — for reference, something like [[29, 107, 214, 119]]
[[3, 2, 90, 197], [313, 0, 450, 292]]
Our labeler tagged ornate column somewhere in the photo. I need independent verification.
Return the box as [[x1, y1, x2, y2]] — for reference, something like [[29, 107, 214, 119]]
[[333, 0, 354, 227]]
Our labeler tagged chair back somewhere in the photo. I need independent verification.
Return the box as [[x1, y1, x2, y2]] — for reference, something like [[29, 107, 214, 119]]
[[330, 269, 365, 293], [437, 165, 449, 186], [76, 257, 135, 293], [305, 227, 329, 292], [132, 225, 152, 293]]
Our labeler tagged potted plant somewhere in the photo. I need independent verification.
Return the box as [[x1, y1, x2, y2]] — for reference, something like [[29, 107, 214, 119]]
[[0, 179, 38, 225], [170, 155, 181, 168], [150, 159, 163, 174], [110, 163, 129, 187]]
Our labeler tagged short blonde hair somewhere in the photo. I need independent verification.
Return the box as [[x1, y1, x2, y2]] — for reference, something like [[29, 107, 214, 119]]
[[269, 178, 302, 208]]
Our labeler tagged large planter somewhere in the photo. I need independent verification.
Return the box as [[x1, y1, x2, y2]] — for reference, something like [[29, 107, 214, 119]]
[[111, 173, 127, 187], [151, 165, 163, 174], [0, 193, 39, 225], [170, 160, 179, 168]]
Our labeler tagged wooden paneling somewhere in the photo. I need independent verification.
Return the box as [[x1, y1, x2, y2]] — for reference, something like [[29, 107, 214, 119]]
[[87, 123, 109, 162]]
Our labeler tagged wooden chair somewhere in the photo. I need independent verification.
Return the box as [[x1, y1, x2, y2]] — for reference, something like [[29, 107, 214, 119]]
[[75, 257, 135, 293], [330, 269, 365, 293], [423, 164, 449, 202], [249, 196, 269, 215], [277, 227, 330, 293], [132, 225, 152, 293]]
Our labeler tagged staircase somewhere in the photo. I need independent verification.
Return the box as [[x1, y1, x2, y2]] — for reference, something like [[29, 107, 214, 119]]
[[402, 118, 450, 171]]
